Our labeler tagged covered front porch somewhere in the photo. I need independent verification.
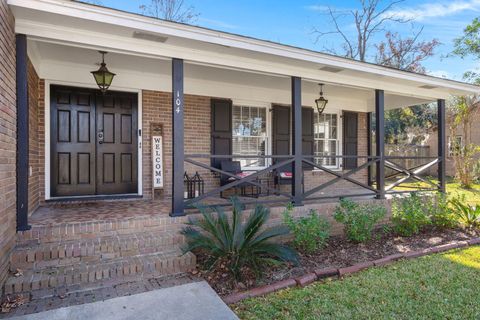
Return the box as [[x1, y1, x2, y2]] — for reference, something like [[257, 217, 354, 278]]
[[10, 0, 477, 231]]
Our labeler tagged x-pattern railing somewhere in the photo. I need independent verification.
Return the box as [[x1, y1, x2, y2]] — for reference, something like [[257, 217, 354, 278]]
[[384, 156, 440, 193], [184, 154, 294, 207], [183, 154, 442, 208], [301, 155, 380, 200]]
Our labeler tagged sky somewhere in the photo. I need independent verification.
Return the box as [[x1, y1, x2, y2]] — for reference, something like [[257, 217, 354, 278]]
[[88, 0, 480, 81]]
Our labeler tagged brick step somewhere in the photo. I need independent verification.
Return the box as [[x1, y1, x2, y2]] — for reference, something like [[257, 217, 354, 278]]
[[11, 231, 187, 271], [4, 249, 196, 295], [16, 214, 190, 244]]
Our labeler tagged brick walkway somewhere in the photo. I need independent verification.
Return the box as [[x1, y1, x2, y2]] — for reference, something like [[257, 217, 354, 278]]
[[1, 274, 198, 318]]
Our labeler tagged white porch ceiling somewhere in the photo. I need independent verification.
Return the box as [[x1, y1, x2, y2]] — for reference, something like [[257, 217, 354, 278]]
[[29, 41, 432, 111]]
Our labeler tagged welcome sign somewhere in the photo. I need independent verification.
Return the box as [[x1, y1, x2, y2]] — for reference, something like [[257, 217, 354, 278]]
[[151, 124, 164, 189]]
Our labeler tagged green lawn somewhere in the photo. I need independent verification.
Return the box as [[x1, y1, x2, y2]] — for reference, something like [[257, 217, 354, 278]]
[[446, 181, 480, 205], [234, 246, 480, 320], [389, 178, 480, 205]]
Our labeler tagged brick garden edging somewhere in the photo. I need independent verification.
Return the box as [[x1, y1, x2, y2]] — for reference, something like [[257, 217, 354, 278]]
[[223, 238, 480, 305]]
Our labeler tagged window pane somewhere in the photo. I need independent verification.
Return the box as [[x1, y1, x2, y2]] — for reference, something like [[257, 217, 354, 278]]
[[232, 105, 268, 167], [313, 113, 339, 168]]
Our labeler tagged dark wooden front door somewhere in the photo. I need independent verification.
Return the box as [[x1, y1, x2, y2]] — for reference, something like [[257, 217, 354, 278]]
[[51, 85, 138, 197]]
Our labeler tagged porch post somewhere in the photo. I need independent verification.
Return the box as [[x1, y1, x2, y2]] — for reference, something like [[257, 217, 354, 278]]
[[375, 90, 385, 199], [171, 58, 185, 216], [437, 99, 446, 193], [291, 76, 303, 205], [367, 112, 373, 186], [16, 34, 31, 231]]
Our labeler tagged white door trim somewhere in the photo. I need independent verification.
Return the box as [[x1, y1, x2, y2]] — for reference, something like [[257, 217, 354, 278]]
[[44, 80, 143, 200]]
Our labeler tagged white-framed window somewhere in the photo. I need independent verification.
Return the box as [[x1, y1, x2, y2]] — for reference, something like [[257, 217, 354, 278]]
[[232, 105, 268, 169], [314, 112, 341, 169], [448, 135, 463, 156]]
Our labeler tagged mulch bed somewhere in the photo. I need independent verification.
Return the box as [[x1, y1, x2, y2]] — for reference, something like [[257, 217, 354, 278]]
[[192, 227, 480, 297]]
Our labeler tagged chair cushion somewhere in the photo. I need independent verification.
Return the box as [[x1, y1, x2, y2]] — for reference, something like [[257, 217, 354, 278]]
[[279, 172, 292, 179]]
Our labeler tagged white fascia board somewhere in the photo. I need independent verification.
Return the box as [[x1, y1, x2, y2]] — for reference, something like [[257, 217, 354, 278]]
[[16, 19, 457, 101], [9, 0, 479, 95]]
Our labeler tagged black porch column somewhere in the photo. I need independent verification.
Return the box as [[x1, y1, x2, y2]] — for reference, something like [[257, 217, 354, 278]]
[[291, 76, 303, 205], [171, 58, 185, 216], [375, 90, 385, 199], [437, 99, 446, 193], [16, 34, 31, 231], [367, 112, 373, 186]]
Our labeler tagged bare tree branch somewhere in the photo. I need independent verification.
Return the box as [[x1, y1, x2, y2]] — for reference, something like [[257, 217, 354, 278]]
[[312, 0, 411, 61], [139, 0, 199, 23]]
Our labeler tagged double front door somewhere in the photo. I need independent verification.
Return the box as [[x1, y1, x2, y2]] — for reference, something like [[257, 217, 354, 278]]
[[51, 85, 138, 197]]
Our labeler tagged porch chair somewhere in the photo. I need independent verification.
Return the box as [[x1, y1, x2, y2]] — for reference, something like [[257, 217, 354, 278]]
[[219, 161, 260, 198], [273, 163, 304, 194]]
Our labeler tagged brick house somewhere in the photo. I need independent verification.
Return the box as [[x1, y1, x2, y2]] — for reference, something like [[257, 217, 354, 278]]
[[426, 110, 480, 178], [0, 0, 478, 298]]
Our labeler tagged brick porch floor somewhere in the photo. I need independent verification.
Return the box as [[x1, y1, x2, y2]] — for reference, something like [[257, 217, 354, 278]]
[[30, 199, 173, 226]]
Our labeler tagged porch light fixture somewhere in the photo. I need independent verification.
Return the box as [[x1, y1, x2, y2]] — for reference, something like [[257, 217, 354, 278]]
[[91, 51, 115, 93], [315, 83, 328, 115]]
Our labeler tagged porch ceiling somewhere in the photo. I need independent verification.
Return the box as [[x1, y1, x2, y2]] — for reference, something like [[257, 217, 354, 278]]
[[9, 0, 479, 102], [28, 41, 432, 111]]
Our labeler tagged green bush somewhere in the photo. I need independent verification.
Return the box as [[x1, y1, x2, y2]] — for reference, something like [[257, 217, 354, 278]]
[[429, 193, 458, 229], [283, 204, 330, 254], [392, 192, 431, 236], [450, 195, 480, 228], [181, 197, 298, 281], [333, 199, 386, 243]]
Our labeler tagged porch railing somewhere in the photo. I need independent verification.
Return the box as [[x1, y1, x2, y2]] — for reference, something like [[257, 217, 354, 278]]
[[181, 153, 443, 209]]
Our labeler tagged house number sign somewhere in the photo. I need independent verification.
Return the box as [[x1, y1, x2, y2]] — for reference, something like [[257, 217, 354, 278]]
[[151, 124, 164, 189], [175, 90, 182, 114]]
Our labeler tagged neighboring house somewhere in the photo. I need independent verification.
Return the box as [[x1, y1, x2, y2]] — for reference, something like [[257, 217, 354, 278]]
[[427, 110, 480, 177], [0, 0, 477, 299]]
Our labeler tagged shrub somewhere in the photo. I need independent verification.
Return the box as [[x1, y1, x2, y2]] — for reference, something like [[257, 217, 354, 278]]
[[181, 197, 298, 281], [391, 192, 431, 236], [450, 196, 480, 228], [283, 204, 330, 254], [333, 199, 386, 243], [429, 193, 458, 229]]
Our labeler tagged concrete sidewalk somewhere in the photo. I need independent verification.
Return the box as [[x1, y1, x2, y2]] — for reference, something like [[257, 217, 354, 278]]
[[9, 281, 238, 320]]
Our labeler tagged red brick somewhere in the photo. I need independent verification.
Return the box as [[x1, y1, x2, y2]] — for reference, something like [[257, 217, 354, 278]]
[[432, 242, 468, 253], [295, 272, 317, 287], [467, 237, 480, 246], [373, 253, 404, 266], [314, 267, 339, 279], [223, 291, 251, 305], [247, 284, 277, 297], [339, 261, 374, 276], [403, 249, 432, 259], [272, 278, 297, 290]]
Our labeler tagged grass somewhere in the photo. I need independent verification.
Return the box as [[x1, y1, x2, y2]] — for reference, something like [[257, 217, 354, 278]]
[[234, 246, 480, 320], [388, 177, 480, 205]]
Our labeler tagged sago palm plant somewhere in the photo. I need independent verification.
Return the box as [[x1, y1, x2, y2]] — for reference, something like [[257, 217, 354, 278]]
[[450, 197, 480, 228], [181, 198, 298, 280]]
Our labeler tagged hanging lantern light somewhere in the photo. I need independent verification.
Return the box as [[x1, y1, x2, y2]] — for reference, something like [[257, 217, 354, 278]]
[[91, 51, 116, 93], [315, 83, 328, 115]]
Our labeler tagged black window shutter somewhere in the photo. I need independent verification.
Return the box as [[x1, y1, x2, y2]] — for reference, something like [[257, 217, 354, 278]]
[[302, 107, 314, 170], [211, 99, 232, 169], [343, 111, 358, 169], [272, 105, 291, 171]]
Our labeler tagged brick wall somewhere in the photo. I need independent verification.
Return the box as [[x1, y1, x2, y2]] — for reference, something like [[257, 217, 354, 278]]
[[0, 0, 17, 288], [142, 91, 218, 199], [28, 60, 40, 214], [38, 80, 45, 204]]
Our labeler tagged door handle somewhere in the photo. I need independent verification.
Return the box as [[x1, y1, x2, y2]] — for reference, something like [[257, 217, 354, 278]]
[[98, 130, 104, 144]]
